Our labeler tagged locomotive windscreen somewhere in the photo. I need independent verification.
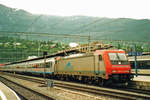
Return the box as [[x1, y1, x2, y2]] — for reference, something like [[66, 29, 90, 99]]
[[108, 53, 128, 65]]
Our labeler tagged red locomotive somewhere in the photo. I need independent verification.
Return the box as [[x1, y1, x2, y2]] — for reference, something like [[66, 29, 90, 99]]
[[55, 49, 133, 86]]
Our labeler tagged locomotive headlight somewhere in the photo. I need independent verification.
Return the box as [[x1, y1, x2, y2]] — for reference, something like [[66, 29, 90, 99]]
[[127, 70, 130, 72], [112, 70, 116, 72], [118, 62, 121, 64]]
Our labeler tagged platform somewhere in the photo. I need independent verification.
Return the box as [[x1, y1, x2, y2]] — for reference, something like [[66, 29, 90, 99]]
[[133, 75, 150, 82], [0, 82, 20, 100], [130, 75, 150, 90]]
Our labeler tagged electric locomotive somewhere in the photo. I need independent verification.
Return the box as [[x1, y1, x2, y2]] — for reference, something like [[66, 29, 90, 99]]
[[55, 49, 133, 85]]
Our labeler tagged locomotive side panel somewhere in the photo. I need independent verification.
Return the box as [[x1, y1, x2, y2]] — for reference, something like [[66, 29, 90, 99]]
[[55, 55, 96, 76], [94, 54, 106, 79]]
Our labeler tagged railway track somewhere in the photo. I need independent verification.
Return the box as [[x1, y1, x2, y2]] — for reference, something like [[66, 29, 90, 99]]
[[117, 87, 150, 96], [0, 76, 54, 100], [1, 72, 150, 100]]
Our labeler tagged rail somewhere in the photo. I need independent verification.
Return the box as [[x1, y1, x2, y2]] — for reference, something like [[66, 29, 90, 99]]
[[0, 76, 54, 100], [2, 72, 150, 100]]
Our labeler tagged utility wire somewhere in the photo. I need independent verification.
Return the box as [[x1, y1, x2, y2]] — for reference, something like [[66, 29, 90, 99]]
[[0, 31, 89, 38]]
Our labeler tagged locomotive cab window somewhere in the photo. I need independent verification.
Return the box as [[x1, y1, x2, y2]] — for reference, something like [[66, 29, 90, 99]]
[[108, 53, 128, 65], [99, 55, 103, 61]]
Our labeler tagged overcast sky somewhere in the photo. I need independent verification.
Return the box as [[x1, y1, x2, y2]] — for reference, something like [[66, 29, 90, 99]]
[[0, 0, 150, 19]]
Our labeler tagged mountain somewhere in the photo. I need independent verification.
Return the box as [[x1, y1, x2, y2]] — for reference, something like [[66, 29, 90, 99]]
[[0, 4, 150, 42]]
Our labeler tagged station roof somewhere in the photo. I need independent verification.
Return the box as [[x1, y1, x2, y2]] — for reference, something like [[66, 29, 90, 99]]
[[6, 49, 79, 65], [128, 55, 150, 61]]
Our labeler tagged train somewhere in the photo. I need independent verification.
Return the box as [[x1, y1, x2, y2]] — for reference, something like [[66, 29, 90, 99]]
[[129, 55, 150, 75], [0, 49, 133, 86]]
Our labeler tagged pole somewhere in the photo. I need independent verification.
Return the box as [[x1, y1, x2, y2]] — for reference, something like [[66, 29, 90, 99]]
[[43, 51, 47, 80], [88, 34, 91, 53], [38, 41, 40, 57], [134, 44, 138, 77], [44, 55, 46, 79]]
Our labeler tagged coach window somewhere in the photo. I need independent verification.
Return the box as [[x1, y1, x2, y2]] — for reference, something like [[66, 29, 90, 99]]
[[50, 62, 52, 68], [46, 62, 50, 68], [40, 63, 42, 67], [99, 55, 103, 61]]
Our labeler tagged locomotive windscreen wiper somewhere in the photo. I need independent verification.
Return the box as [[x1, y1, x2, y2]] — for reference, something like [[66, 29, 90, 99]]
[[108, 53, 128, 65]]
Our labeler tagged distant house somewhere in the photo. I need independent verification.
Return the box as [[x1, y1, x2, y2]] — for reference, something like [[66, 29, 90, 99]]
[[50, 44, 56, 48], [13, 42, 21, 46], [0, 64, 5, 67], [27, 56, 37, 60]]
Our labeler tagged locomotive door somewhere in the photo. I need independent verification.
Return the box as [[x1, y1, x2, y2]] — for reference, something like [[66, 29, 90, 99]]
[[95, 55, 100, 75], [99, 55, 106, 75], [95, 55, 105, 75]]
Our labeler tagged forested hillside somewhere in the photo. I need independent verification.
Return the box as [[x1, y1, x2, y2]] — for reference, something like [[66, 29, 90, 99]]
[[0, 36, 64, 63], [0, 4, 150, 41]]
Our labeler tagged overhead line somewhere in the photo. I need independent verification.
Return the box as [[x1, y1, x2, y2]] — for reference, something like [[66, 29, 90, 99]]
[[0, 31, 89, 38], [76, 18, 120, 33], [0, 31, 150, 43]]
